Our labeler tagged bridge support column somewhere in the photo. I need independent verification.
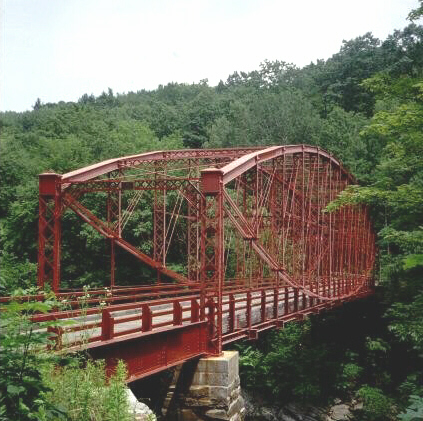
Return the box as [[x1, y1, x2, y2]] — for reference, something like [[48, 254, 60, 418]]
[[162, 351, 245, 421], [38, 173, 62, 292]]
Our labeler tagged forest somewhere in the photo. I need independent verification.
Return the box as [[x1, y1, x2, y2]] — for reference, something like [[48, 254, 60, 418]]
[[0, 3, 423, 420]]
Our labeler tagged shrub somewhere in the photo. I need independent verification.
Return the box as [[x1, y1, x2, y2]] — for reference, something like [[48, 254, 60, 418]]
[[336, 362, 364, 395], [0, 293, 66, 420], [398, 395, 423, 421], [40, 358, 132, 421], [356, 385, 394, 420], [0, 291, 133, 421]]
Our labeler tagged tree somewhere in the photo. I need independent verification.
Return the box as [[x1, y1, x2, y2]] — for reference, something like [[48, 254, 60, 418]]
[[326, 68, 423, 414], [408, 0, 423, 21], [317, 33, 383, 116], [33, 98, 42, 111]]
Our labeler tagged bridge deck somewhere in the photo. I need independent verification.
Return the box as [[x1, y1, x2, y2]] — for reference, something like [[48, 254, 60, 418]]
[[27, 282, 372, 381]]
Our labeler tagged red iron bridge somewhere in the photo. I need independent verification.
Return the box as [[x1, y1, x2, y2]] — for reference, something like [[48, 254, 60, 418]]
[[12, 146, 377, 382]]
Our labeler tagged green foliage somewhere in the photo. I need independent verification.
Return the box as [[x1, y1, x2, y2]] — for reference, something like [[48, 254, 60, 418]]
[[325, 52, 423, 352], [237, 346, 265, 391], [386, 292, 423, 352], [40, 359, 132, 421], [0, 292, 134, 421], [408, 1, 423, 22], [319, 32, 383, 116], [398, 395, 423, 420], [0, 252, 37, 294], [206, 88, 323, 148], [320, 16, 423, 418], [236, 293, 421, 418], [104, 361, 131, 421], [318, 106, 368, 176], [0, 293, 66, 420], [337, 362, 364, 394], [237, 320, 340, 404], [398, 374, 423, 405], [356, 385, 394, 420]]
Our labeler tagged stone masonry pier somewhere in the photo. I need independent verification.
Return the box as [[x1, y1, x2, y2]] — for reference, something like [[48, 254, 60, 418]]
[[162, 351, 245, 421]]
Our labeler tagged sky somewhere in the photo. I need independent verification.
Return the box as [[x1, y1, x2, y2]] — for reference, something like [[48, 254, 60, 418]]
[[0, 0, 419, 112]]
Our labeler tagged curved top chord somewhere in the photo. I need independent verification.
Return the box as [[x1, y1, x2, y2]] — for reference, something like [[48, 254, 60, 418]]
[[200, 145, 355, 193], [61, 147, 264, 182]]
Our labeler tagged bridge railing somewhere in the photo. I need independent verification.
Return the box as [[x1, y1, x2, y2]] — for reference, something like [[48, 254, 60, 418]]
[[21, 279, 373, 352], [219, 283, 373, 344], [1, 283, 200, 307], [33, 292, 202, 350]]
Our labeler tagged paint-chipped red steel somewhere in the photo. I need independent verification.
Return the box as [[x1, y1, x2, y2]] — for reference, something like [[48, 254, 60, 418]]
[[36, 146, 376, 380]]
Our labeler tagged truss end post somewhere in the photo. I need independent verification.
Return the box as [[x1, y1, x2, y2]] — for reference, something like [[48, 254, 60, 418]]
[[38, 173, 63, 292]]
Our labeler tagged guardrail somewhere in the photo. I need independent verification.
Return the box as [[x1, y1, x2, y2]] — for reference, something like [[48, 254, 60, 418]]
[[27, 281, 374, 352]]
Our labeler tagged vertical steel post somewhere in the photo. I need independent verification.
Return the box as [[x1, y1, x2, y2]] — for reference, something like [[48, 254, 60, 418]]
[[229, 293, 235, 332], [53, 186, 62, 292], [154, 163, 166, 279], [107, 178, 121, 289], [199, 193, 207, 321], [200, 169, 224, 355], [284, 287, 289, 315], [110, 240, 115, 288], [215, 184, 224, 355], [187, 177, 200, 282], [38, 173, 62, 292]]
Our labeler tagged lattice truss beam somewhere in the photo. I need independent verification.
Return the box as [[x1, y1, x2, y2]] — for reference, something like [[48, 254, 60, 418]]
[[38, 146, 376, 307], [218, 152, 375, 301]]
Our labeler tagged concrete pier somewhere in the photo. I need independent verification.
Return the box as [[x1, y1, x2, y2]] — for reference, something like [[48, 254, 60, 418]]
[[162, 351, 245, 421]]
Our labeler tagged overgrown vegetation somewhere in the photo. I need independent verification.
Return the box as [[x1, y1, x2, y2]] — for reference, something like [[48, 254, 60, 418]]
[[0, 292, 133, 420], [0, 293, 65, 420], [39, 359, 131, 421], [1, 2, 423, 419], [236, 295, 419, 419]]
